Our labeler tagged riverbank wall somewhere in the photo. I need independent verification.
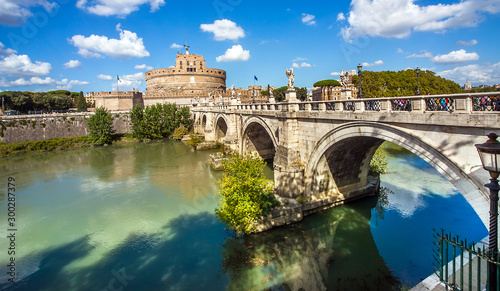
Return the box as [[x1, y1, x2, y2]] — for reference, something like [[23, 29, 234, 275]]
[[0, 112, 132, 144]]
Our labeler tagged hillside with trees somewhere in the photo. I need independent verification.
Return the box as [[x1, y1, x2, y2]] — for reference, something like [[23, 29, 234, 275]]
[[350, 69, 462, 98]]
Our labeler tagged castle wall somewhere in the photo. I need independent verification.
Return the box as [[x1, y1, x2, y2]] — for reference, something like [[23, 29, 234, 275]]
[[0, 113, 132, 144]]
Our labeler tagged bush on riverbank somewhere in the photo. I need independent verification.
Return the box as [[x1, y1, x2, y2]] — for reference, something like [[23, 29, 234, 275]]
[[130, 103, 191, 140], [215, 155, 279, 235], [0, 136, 92, 157], [0, 134, 137, 157], [87, 106, 114, 145], [370, 146, 389, 175]]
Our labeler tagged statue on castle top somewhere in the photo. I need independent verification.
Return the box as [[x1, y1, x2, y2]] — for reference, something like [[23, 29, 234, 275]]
[[286, 68, 295, 90]]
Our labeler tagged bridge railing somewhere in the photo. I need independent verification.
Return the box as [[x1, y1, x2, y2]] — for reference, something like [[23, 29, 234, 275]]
[[196, 92, 500, 113]]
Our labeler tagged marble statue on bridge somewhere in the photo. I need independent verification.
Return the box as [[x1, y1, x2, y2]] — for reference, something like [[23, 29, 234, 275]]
[[286, 68, 295, 90]]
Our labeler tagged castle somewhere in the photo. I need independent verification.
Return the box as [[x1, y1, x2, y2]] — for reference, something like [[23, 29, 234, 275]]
[[90, 46, 268, 110], [143, 46, 227, 106]]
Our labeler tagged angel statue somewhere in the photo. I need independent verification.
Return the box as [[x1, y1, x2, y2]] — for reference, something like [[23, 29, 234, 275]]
[[286, 68, 295, 90]]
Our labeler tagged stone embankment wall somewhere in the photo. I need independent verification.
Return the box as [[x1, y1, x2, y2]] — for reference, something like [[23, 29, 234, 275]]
[[0, 113, 132, 144]]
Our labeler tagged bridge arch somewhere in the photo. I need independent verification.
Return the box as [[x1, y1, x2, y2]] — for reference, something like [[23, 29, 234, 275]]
[[241, 116, 277, 160], [214, 114, 229, 143], [201, 114, 207, 131], [305, 121, 489, 227]]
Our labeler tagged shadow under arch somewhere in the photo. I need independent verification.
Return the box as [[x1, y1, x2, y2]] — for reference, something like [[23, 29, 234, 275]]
[[305, 121, 489, 228], [201, 114, 207, 131], [214, 114, 229, 143], [240, 115, 277, 160]]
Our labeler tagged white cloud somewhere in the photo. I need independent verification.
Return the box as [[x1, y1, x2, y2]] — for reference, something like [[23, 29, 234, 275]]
[[292, 57, 308, 62], [113, 72, 143, 90], [406, 51, 433, 59], [200, 19, 245, 41], [0, 0, 57, 26], [170, 43, 183, 49], [397, 48, 404, 54], [340, 0, 500, 42], [0, 77, 89, 89], [337, 12, 345, 22], [134, 64, 153, 70], [69, 24, 150, 59], [438, 62, 500, 86], [97, 74, 112, 80], [362, 60, 384, 67], [0, 42, 16, 56], [456, 39, 478, 47], [301, 13, 316, 26], [293, 61, 311, 68], [76, 0, 165, 17], [432, 49, 479, 65], [63, 60, 82, 69], [216, 45, 250, 62], [0, 54, 51, 77], [330, 72, 341, 76]]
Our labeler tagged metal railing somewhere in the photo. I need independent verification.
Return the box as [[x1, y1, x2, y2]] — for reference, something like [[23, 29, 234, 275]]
[[194, 92, 500, 114], [434, 229, 498, 291]]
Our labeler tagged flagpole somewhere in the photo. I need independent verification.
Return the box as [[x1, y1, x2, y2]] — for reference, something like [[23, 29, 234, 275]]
[[253, 76, 255, 104]]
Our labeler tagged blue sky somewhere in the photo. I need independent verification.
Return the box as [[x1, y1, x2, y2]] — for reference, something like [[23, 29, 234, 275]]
[[0, 0, 499, 93]]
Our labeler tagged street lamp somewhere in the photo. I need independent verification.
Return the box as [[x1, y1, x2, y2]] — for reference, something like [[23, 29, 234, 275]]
[[416, 67, 421, 95], [475, 132, 500, 291], [357, 64, 363, 98]]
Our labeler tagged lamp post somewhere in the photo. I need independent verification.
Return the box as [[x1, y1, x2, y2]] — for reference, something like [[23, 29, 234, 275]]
[[416, 67, 421, 95], [475, 132, 500, 291], [357, 64, 363, 98]]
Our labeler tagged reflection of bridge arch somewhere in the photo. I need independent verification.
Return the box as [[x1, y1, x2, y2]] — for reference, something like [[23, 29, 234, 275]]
[[305, 121, 488, 227], [214, 114, 229, 143], [241, 116, 277, 160]]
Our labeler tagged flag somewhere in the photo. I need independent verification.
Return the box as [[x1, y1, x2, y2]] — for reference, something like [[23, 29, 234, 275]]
[[254, 75, 258, 81], [117, 75, 121, 82]]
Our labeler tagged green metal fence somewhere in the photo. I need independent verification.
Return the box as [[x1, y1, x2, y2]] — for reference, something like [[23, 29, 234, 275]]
[[434, 229, 499, 291]]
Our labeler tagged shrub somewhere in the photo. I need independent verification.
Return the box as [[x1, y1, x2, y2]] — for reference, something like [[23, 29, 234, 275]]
[[86, 106, 114, 145], [172, 124, 188, 140], [215, 155, 279, 235], [370, 146, 389, 175]]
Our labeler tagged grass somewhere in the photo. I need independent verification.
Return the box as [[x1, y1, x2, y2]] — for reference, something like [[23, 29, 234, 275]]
[[0, 133, 139, 158]]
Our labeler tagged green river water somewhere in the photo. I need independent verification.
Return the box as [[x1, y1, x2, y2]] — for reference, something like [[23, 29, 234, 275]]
[[0, 140, 488, 290]]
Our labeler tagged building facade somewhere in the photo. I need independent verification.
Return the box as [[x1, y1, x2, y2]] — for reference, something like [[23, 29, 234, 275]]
[[312, 70, 359, 101]]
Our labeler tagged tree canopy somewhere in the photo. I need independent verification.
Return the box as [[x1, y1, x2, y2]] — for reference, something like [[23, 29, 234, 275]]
[[313, 79, 341, 87], [272, 86, 308, 102], [0, 91, 77, 113], [351, 69, 462, 98]]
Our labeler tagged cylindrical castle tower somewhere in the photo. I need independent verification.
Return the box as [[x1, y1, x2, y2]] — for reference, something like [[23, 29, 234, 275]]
[[145, 46, 226, 97]]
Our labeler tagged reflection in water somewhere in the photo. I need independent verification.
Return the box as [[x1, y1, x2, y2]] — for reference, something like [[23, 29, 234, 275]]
[[221, 196, 401, 291]]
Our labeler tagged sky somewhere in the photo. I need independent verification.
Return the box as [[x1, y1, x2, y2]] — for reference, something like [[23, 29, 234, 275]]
[[0, 0, 499, 93]]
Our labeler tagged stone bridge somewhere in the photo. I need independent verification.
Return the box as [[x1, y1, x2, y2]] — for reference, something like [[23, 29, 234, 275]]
[[192, 92, 500, 229]]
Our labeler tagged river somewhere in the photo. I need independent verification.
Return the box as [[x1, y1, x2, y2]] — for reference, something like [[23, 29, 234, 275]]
[[0, 140, 488, 290]]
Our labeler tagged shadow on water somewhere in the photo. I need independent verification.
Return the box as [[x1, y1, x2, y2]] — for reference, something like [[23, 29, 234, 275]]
[[0, 212, 229, 291], [220, 194, 402, 291]]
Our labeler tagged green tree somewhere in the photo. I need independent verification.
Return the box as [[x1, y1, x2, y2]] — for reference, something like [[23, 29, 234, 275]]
[[86, 106, 114, 145], [130, 103, 191, 140], [215, 155, 279, 234], [272, 86, 307, 102], [76, 91, 87, 112]]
